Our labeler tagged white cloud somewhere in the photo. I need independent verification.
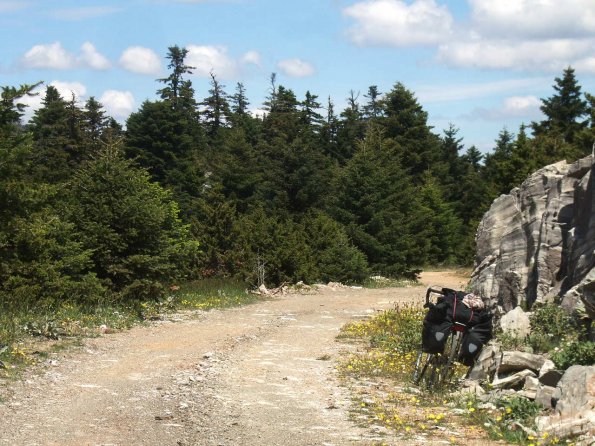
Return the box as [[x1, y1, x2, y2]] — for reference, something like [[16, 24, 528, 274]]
[[21, 42, 76, 70], [79, 42, 111, 70], [50, 80, 87, 100], [50, 6, 121, 21], [250, 108, 267, 119], [437, 38, 595, 72], [20, 42, 112, 71], [186, 45, 238, 78], [240, 50, 261, 66], [17, 83, 134, 124], [501, 95, 542, 116], [469, 0, 595, 39], [119, 46, 162, 75], [462, 95, 543, 121], [277, 58, 315, 78], [100, 90, 136, 120], [340, 0, 595, 74], [343, 0, 453, 47], [434, 0, 595, 73]]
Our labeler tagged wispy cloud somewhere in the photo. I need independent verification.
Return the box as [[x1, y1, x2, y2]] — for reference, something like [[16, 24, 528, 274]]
[[0, 1, 30, 13], [50, 6, 121, 21], [416, 78, 550, 103], [460, 95, 543, 122]]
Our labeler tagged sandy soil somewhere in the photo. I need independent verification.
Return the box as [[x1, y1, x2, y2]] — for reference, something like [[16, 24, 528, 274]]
[[0, 271, 474, 446]]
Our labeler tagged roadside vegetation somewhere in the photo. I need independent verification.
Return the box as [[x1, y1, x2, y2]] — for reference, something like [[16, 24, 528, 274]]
[[337, 303, 584, 446], [0, 278, 257, 380]]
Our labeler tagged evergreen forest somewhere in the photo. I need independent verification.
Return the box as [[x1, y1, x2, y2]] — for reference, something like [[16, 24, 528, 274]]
[[2, 45, 594, 311]]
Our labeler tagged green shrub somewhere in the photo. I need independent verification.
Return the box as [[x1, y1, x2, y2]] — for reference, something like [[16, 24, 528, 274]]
[[302, 211, 369, 284], [367, 305, 425, 355], [528, 303, 574, 353], [67, 146, 201, 300], [551, 340, 595, 370]]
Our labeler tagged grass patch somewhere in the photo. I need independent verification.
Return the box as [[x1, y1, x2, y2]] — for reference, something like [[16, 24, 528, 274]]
[[0, 277, 259, 381], [174, 277, 259, 311], [361, 276, 419, 289]]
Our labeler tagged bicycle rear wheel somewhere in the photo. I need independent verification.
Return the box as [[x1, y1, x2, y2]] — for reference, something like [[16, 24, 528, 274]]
[[412, 351, 442, 388], [440, 330, 463, 384]]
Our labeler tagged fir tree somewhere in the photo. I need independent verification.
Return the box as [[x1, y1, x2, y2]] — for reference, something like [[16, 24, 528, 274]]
[[533, 67, 588, 144]]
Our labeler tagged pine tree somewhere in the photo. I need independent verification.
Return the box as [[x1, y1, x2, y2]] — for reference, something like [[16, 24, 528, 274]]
[[202, 72, 231, 138], [336, 90, 365, 162], [300, 91, 324, 129], [81, 96, 108, 154], [483, 128, 516, 196], [533, 67, 588, 144], [157, 45, 195, 107], [68, 145, 200, 300], [332, 124, 424, 277], [363, 85, 382, 120], [28, 86, 83, 182], [380, 82, 441, 180]]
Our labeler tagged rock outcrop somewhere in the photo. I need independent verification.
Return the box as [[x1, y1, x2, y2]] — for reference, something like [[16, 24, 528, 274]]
[[470, 156, 595, 319], [536, 365, 595, 442]]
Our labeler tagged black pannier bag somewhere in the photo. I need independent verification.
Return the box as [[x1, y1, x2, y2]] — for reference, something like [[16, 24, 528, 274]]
[[459, 317, 493, 366], [421, 319, 453, 354], [421, 288, 492, 360]]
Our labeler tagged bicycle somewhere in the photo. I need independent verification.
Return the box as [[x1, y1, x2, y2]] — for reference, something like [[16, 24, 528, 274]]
[[412, 287, 468, 389]]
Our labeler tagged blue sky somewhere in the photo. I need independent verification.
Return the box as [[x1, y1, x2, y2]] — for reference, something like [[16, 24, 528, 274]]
[[2, 0, 595, 153]]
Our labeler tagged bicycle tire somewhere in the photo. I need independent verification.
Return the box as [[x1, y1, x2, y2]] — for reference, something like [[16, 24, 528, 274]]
[[413, 351, 442, 388], [440, 330, 463, 384], [412, 351, 431, 384]]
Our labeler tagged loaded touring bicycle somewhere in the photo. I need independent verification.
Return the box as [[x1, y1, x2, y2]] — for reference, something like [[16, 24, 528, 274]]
[[413, 286, 493, 388]]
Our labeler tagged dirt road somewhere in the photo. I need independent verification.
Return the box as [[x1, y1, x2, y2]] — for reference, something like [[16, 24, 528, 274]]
[[0, 272, 468, 446]]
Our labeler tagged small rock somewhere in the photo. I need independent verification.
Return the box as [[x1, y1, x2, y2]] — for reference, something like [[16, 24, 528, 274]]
[[492, 369, 536, 389], [467, 342, 502, 381], [203, 352, 213, 359], [498, 351, 546, 374], [155, 414, 174, 421], [535, 384, 556, 409], [539, 359, 556, 376], [500, 307, 531, 339], [524, 375, 540, 392], [539, 369, 564, 387]]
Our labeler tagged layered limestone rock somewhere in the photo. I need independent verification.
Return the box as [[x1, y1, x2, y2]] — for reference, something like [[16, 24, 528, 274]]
[[471, 156, 595, 318]]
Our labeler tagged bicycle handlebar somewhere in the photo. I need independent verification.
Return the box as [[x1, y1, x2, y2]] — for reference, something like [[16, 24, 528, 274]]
[[425, 286, 445, 305]]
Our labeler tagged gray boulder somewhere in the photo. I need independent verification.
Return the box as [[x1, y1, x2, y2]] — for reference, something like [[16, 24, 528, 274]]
[[535, 384, 557, 409], [470, 156, 594, 318], [498, 351, 546, 374], [492, 369, 536, 389], [467, 343, 502, 381], [499, 306, 531, 339], [536, 365, 595, 442]]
